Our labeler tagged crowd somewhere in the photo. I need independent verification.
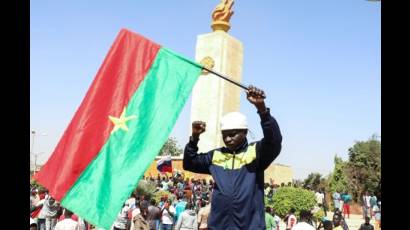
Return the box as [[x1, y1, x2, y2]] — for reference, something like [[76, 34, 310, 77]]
[[30, 174, 381, 230]]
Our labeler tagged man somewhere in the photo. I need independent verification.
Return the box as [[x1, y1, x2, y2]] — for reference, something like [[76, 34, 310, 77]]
[[54, 209, 80, 230], [341, 191, 351, 219], [369, 193, 378, 217], [291, 210, 315, 230], [197, 201, 211, 230], [265, 207, 275, 230], [160, 199, 176, 230], [175, 203, 198, 230], [285, 208, 297, 230], [39, 196, 60, 230], [113, 203, 130, 230], [316, 190, 324, 207], [174, 194, 188, 223], [333, 214, 343, 230], [270, 208, 280, 230], [30, 218, 38, 230], [362, 191, 371, 219], [322, 189, 328, 216], [132, 200, 150, 230], [332, 191, 341, 212], [183, 86, 282, 230], [146, 199, 161, 230], [359, 216, 374, 230]]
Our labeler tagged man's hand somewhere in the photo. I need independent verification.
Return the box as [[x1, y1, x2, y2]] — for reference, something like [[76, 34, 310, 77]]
[[246, 85, 267, 112], [192, 121, 206, 139]]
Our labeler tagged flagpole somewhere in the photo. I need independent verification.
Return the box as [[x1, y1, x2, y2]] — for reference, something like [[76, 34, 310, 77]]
[[200, 65, 266, 99], [201, 65, 248, 90]]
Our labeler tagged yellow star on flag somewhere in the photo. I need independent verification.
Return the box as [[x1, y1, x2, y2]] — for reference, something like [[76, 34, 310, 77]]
[[108, 108, 137, 134]]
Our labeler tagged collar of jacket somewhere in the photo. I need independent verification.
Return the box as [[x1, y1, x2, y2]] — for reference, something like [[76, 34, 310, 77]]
[[221, 139, 248, 154]]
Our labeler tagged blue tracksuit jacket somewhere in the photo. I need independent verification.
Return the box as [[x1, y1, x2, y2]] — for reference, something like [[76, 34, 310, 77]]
[[183, 108, 282, 230]]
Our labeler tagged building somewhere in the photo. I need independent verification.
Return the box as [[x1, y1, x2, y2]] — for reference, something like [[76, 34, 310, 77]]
[[144, 155, 293, 185]]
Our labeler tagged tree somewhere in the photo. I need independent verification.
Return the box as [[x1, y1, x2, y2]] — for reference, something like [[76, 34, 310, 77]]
[[159, 137, 183, 156], [344, 135, 381, 201], [269, 187, 316, 218], [303, 173, 322, 191], [328, 156, 349, 194]]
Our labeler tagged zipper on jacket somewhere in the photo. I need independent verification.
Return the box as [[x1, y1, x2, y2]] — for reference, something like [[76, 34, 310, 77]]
[[232, 151, 236, 170]]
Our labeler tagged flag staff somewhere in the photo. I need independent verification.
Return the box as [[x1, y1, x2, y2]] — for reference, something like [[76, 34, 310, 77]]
[[199, 57, 266, 99]]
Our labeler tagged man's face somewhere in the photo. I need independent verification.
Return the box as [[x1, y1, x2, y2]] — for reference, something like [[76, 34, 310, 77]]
[[222, 129, 247, 151]]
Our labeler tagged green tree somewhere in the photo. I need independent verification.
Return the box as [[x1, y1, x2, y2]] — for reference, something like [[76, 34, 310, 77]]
[[303, 172, 322, 191], [344, 134, 381, 201], [269, 187, 316, 218], [328, 156, 349, 194], [159, 137, 182, 156]]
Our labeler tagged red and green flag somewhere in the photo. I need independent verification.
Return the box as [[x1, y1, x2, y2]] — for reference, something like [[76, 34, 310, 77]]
[[34, 28, 202, 229]]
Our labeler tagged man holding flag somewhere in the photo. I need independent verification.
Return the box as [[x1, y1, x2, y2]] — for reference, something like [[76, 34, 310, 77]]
[[183, 86, 282, 230]]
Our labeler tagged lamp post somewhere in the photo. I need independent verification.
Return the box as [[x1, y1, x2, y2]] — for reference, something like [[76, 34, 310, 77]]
[[30, 130, 47, 171], [30, 130, 47, 155], [34, 152, 45, 171]]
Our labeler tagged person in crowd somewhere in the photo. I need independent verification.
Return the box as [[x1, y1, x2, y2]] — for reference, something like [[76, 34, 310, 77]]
[[359, 216, 374, 230], [341, 191, 352, 219], [332, 214, 343, 230], [147, 199, 161, 230], [175, 202, 198, 230], [332, 191, 341, 212], [197, 200, 211, 230], [292, 210, 315, 230], [362, 191, 371, 219], [160, 199, 175, 230], [113, 203, 130, 230], [285, 208, 297, 230], [132, 200, 150, 230], [369, 193, 378, 217], [54, 209, 80, 230], [265, 207, 275, 230]]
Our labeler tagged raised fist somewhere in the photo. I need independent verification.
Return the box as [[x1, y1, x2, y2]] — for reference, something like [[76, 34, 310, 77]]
[[192, 121, 206, 138]]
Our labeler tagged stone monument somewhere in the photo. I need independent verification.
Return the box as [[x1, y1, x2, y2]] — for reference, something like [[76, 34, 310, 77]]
[[190, 0, 244, 152]]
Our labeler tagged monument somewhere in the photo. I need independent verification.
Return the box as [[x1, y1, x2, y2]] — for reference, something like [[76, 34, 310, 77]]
[[191, 0, 244, 152]]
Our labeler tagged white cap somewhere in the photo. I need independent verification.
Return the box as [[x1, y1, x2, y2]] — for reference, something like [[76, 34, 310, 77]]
[[220, 112, 248, 130]]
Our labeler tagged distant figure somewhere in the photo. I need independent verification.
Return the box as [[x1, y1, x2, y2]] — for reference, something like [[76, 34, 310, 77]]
[[54, 209, 80, 230], [291, 210, 315, 230], [197, 201, 211, 230], [265, 207, 275, 230], [333, 209, 349, 230], [113, 203, 130, 230], [147, 199, 161, 230], [175, 203, 198, 230], [322, 189, 328, 216], [341, 192, 352, 219], [369, 193, 378, 217], [270, 208, 281, 230], [332, 213, 343, 230], [317, 220, 333, 230], [285, 208, 297, 230], [359, 216, 374, 230], [373, 202, 381, 230], [332, 191, 341, 211], [160, 199, 176, 230], [362, 191, 371, 219], [132, 200, 150, 230]]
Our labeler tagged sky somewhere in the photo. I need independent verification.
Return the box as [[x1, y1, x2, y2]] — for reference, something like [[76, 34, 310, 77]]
[[30, 1, 381, 180]]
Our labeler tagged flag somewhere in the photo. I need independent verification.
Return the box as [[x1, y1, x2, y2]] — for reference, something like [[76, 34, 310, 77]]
[[33, 28, 202, 229], [157, 155, 173, 174]]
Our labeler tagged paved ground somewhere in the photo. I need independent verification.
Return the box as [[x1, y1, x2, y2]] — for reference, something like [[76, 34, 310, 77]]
[[277, 212, 378, 229]]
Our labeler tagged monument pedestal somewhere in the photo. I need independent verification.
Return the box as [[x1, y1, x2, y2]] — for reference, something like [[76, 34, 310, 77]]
[[191, 31, 243, 152]]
